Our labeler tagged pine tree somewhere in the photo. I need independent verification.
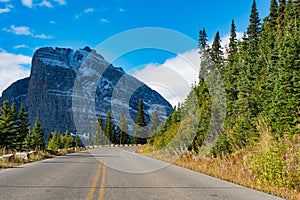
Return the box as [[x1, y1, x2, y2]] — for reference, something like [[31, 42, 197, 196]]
[[104, 110, 114, 144], [23, 129, 33, 151], [16, 104, 30, 151], [94, 122, 101, 146], [269, 0, 278, 26], [223, 21, 239, 116], [46, 132, 52, 146], [198, 27, 208, 51], [75, 133, 80, 148], [277, 0, 286, 29], [119, 113, 129, 145], [63, 130, 73, 149], [228, 20, 237, 62], [47, 131, 60, 150], [32, 118, 45, 151], [210, 31, 224, 70], [0, 100, 17, 151], [94, 115, 105, 145], [132, 99, 148, 144], [247, 0, 261, 48], [87, 132, 94, 146], [149, 111, 161, 136]]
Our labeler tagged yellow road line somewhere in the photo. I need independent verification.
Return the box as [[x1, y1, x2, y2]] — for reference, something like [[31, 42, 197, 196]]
[[87, 161, 102, 200], [98, 159, 106, 200]]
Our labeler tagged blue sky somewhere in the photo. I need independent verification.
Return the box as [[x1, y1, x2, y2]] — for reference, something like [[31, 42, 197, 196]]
[[0, 0, 270, 103]]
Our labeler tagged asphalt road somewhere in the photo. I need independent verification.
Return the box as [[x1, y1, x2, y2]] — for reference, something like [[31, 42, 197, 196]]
[[0, 147, 284, 200]]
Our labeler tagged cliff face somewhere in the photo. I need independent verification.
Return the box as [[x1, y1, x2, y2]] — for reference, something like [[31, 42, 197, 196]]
[[0, 47, 173, 134]]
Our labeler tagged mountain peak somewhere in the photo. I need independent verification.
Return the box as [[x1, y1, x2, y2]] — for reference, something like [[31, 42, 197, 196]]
[[1, 46, 173, 136]]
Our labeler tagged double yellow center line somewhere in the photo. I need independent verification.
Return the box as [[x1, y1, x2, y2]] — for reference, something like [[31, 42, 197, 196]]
[[87, 159, 106, 200]]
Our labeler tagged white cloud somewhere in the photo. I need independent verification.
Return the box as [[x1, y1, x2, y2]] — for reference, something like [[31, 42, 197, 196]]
[[131, 33, 244, 106], [0, 4, 12, 14], [21, 0, 33, 8], [3, 25, 31, 35], [37, 0, 53, 8], [75, 8, 94, 19], [49, 20, 56, 24], [0, 0, 10, 2], [84, 8, 94, 13], [13, 44, 29, 49], [3, 25, 54, 39], [54, 0, 66, 5], [21, 0, 65, 8], [100, 18, 109, 23], [0, 7, 9, 13], [34, 33, 54, 39], [132, 49, 200, 106], [119, 8, 126, 12], [0, 50, 31, 95]]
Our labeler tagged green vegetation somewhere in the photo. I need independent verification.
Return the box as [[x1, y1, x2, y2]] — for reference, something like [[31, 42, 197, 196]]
[[0, 100, 45, 153], [87, 99, 150, 146], [139, 0, 300, 199], [0, 101, 85, 169], [132, 99, 148, 144]]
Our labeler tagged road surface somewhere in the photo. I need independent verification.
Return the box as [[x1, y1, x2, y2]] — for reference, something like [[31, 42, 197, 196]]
[[0, 147, 283, 200]]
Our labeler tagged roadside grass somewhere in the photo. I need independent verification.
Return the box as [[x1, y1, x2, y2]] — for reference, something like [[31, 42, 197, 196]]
[[0, 148, 86, 170], [137, 119, 300, 200]]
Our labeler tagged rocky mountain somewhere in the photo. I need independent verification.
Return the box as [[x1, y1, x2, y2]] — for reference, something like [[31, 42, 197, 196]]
[[0, 47, 173, 136]]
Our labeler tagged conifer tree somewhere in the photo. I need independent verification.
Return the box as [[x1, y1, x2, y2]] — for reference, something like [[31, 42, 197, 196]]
[[16, 104, 30, 151], [46, 132, 52, 145], [210, 31, 224, 70], [277, 0, 286, 28], [119, 113, 129, 145], [32, 118, 45, 151], [269, 0, 278, 26], [63, 130, 73, 149], [149, 111, 161, 136], [104, 110, 114, 144], [47, 131, 60, 150], [247, 0, 261, 48], [0, 100, 17, 151], [198, 28, 208, 51], [223, 20, 239, 116], [24, 129, 34, 151], [87, 132, 94, 146], [132, 99, 148, 144], [95, 115, 105, 145], [75, 133, 80, 147], [228, 20, 237, 61]]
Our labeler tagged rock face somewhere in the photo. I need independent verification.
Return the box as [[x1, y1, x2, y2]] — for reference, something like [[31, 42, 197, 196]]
[[0, 47, 173, 134]]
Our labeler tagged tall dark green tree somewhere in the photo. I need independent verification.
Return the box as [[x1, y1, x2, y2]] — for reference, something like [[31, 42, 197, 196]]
[[104, 110, 114, 144], [75, 133, 80, 148], [16, 104, 30, 151], [223, 20, 239, 117], [0, 100, 17, 151], [210, 31, 224, 70], [198, 27, 209, 51], [149, 111, 161, 136], [269, 0, 278, 26], [119, 113, 129, 145], [277, 0, 286, 29], [47, 131, 60, 150], [63, 130, 74, 149], [228, 20, 237, 62], [87, 132, 94, 146], [132, 99, 148, 144], [32, 118, 45, 151], [247, 0, 261, 48]]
